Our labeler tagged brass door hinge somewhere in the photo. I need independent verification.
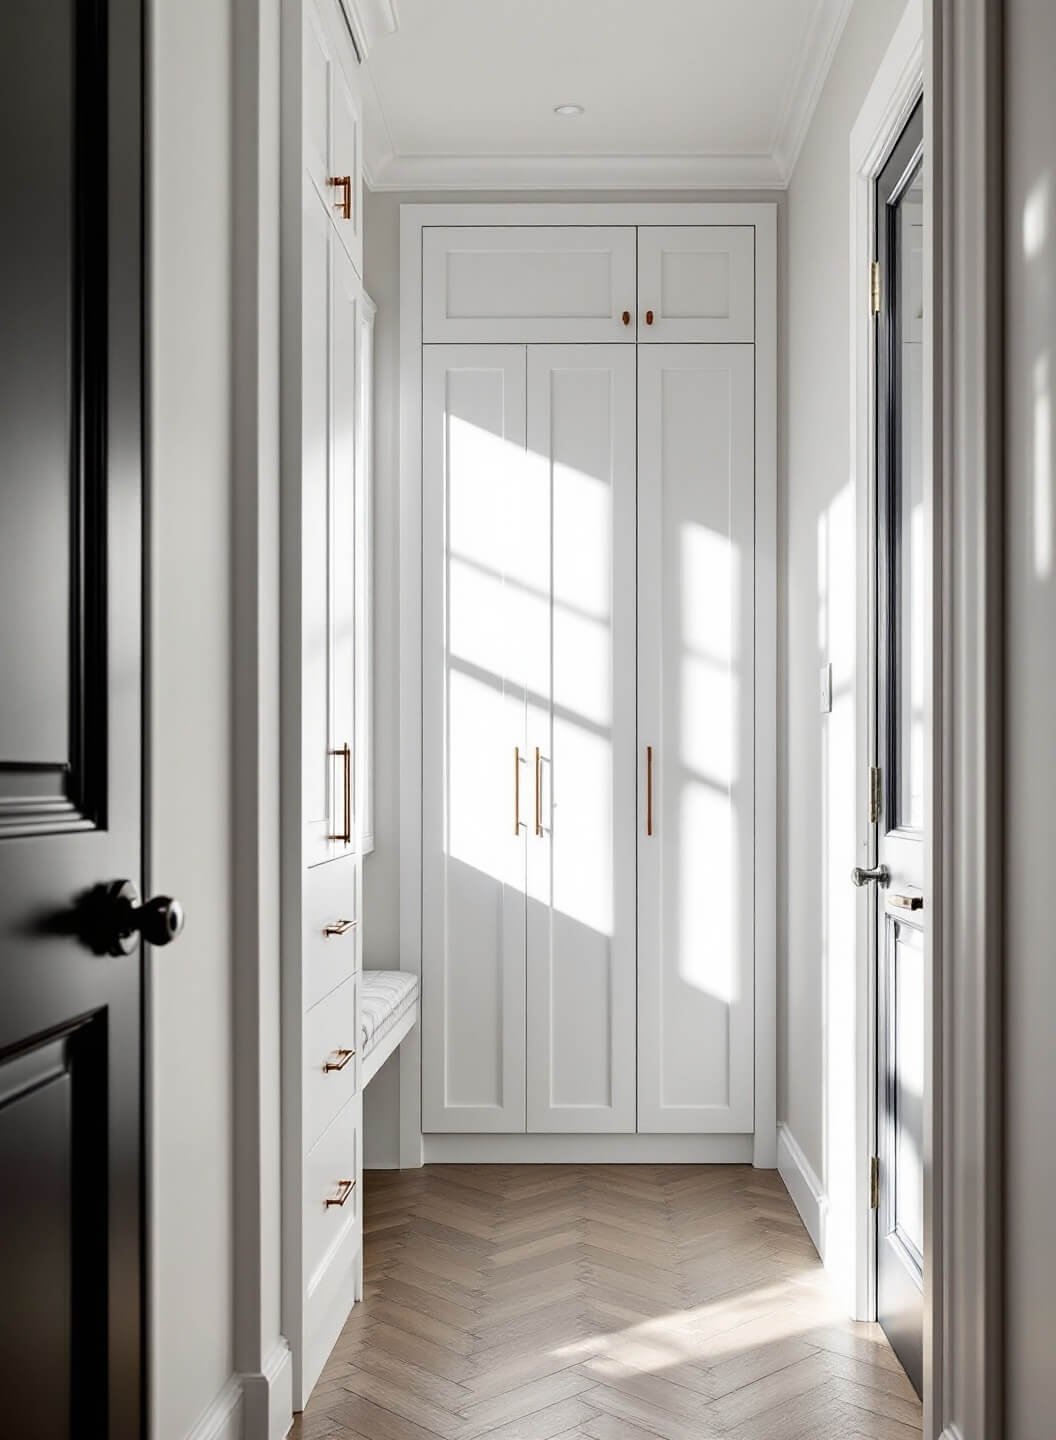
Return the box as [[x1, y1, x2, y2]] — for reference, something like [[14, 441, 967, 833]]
[[869, 766, 882, 825], [870, 261, 881, 315], [870, 1155, 880, 1210]]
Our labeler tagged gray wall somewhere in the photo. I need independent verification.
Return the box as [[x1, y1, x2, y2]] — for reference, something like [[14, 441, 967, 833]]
[[361, 185, 787, 1167], [781, 0, 907, 1191], [1005, 0, 1056, 1432]]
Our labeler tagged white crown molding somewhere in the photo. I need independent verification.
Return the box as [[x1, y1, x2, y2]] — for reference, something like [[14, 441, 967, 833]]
[[364, 150, 785, 193], [771, 0, 854, 181], [340, 0, 398, 59]]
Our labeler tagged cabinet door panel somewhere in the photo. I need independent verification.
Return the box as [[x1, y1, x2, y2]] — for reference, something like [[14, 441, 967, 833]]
[[525, 346, 637, 1133], [423, 228, 637, 343], [330, 57, 363, 275], [637, 345, 755, 1132], [638, 227, 754, 342], [331, 238, 359, 854], [422, 346, 528, 1132], [302, 182, 334, 866]]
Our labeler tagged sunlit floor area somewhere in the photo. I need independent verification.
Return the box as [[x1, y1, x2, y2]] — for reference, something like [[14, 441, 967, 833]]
[[292, 1165, 922, 1440]]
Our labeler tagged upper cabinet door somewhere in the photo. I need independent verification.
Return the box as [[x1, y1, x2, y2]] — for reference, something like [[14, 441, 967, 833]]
[[330, 55, 363, 275], [330, 237, 360, 857], [638, 226, 754, 342], [423, 227, 637, 343], [637, 344, 756, 1134]]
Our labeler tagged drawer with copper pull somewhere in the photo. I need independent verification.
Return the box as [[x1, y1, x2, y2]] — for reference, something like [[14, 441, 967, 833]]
[[303, 1092, 361, 1289], [305, 851, 360, 1011], [303, 973, 359, 1151]]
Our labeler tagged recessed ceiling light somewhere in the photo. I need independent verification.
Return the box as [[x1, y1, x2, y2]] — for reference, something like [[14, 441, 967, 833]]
[[554, 104, 584, 118]]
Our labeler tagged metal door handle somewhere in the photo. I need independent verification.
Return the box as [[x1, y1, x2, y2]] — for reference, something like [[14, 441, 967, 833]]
[[534, 747, 543, 837], [646, 745, 654, 836], [888, 892, 924, 911], [323, 1048, 355, 1073], [851, 864, 890, 887], [323, 918, 355, 937], [329, 743, 351, 844], [328, 175, 352, 221], [102, 880, 185, 955], [513, 746, 521, 834], [325, 1178, 355, 1208]]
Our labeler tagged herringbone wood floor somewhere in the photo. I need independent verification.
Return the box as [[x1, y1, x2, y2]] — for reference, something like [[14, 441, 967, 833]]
[[293, 1165, 922, 1440]]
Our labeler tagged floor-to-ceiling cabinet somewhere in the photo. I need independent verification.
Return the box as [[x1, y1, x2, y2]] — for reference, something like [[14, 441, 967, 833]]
[[409, 208, 775, 1155], [281, 0, 375, 1408]]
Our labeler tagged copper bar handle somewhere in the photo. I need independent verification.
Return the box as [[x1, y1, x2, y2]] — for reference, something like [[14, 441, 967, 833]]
[[534, 747, 543, 837], [514, 746, 521, 835], [329, 742, 351, 844], [646, 745, 654, 837], [325, 1178, 355, 1208], [328, 174, 352, 221], [645, 309, 655, 325], [324, 918, 355, 937], [621, 310, 631, 326], [888, 892, 924, 911], [323, 1047, 355, 1073]]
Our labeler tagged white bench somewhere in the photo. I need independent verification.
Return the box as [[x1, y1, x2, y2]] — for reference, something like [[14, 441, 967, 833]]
[[360, 970, 418, 1088]]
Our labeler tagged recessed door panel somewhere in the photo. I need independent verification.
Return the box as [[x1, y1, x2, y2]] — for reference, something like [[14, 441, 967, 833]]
[[423, 228, 637, 343], [638, 227, 754, 342], [331, 237, 359, 854], [637, 345, 755, 1133], [525, 346, 637, 1133], [422, 346, 528, 1131]]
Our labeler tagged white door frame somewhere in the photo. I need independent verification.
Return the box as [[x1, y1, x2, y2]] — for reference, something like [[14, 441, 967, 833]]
[[849, 0, 924, 1328], [852, 4, 1005, 1437], [398, 202, 777, 1167]]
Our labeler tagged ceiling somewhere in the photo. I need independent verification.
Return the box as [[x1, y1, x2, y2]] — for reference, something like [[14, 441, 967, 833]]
[[343, 0, 854, 190]]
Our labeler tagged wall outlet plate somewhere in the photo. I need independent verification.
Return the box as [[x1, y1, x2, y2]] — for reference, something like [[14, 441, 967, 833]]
[[819, 662, 832, 714]]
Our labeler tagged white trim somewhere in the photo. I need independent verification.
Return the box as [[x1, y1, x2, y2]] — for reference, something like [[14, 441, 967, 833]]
[[777, 1124, 829, 1260], [772, 0, 855, 180], [848, 0, 924, 1327], [423, 1134, 754, 1165], [184, 1377, 244, 1440], [242, 1340, 293, 1440], [399, 200, 778, 1171], [368, 151, 784, 193], [339, 0, 397, 58]]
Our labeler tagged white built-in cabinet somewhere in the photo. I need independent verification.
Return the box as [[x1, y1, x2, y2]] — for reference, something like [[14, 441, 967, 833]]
[[417, 218, 771, 1148], [281, 0, 373, 1410]]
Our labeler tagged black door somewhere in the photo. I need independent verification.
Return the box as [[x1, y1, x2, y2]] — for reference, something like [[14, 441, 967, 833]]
[[0, 4, 165, 1436], [874, 96, 926, 1397]]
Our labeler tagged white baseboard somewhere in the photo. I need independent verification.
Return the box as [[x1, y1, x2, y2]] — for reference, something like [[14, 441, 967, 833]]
[[422, 1133, 754, 1164], [184, 1376, 243, 1440], [242, 1339, 293, 1440], [777, 1123, 829, 1259]]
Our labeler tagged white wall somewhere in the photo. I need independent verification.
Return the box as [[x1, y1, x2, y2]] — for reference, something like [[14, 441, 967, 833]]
[[779, 0, 907, 1287], [361, 186, 786, 1167], [150, 0, 286, 1434], [1005, 0, 1056, 1431]]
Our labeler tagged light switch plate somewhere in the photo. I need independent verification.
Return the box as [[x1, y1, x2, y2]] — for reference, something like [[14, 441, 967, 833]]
[[819, 662, 832, 714]]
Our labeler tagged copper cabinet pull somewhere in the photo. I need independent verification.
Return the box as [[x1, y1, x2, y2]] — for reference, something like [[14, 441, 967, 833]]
[[646, 745, 654, 836], [513, 746, 521, 835], [621, 310, 631, 326], [323, 1047, 355, 1073], [328, 174, 352, 221], [534, 747, 543, 837], [325, 1178, 355, 1208], [329, 742, 351, 844], [888, 892, 924, 911], [324, 918, 355, 937], [645, 309, 654, 325]]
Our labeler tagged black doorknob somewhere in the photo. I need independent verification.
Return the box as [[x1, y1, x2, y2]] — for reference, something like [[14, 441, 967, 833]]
[[104, 880, 185, 954]]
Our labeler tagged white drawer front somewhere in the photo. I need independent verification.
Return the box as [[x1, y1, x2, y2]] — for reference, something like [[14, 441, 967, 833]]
[[423, 227, 637, 343], [304, 1093, 361, 1292], [304, 974, 359, 1153], [637, 226, 755, 342], [304, 852, 359, 1011]]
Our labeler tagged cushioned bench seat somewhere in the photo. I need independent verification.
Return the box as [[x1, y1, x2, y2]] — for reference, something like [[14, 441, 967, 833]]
[[360, 970, 418, 1087]]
